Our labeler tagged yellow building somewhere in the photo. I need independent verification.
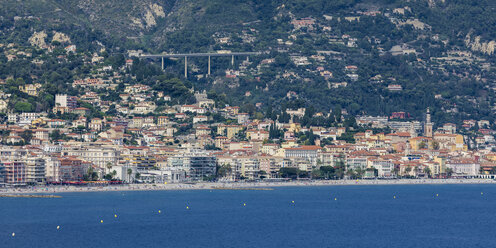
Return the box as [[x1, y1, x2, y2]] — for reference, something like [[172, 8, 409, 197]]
[[485, 154, 496, 162], [280, 141, 298, 149], [408, 137, 432, 151], [218, 125, 244, 139], [195, 127, 211, 137], [370, 133, 386, 141], [288, 123, 301, 133], [433, 156, 446, 174], [227, 125, 243, 139], [31, 118, 46, 128], [215, 137, 228, 149], [433, 134, 467, 151], [19, 83, 42, 96], [157, 116, 169, 126]]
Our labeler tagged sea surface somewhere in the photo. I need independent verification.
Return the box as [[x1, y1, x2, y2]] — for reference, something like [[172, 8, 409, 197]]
[[1, 184, 496, 248]]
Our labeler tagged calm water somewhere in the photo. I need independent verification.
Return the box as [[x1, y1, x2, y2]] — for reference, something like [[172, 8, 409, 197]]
[[1, 184, 496, 248]]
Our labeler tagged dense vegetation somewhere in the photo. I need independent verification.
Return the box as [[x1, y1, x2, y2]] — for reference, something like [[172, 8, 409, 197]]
[[0, 0, 496, 126]]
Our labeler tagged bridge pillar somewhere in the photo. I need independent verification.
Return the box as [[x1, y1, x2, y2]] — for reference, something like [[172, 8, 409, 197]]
[[161, 57, 164, 71], [184, 56, 188, 78], [231, 55, 234, 67], [208, 56, 211, 76]]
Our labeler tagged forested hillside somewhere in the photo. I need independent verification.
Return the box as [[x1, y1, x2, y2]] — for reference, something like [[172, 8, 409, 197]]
[[1, 0, 496, 126]]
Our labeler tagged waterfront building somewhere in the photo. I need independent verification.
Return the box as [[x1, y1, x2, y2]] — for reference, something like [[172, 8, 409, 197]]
[[238, 157, 260, 180], [446, 159, 480, 177], [168, 153, 217, 181], [59, 157, 90, 181], [368, 158, 394, 178], [45, 156, 61, 182], [346, 156, 368, 170], [3, 161, 26, 185], [284, 145, 321, 167], [137, 168, 186, 183], [0, 164, 5, 185], [25, 158, 46, 184], [61, 146, 119, 169]]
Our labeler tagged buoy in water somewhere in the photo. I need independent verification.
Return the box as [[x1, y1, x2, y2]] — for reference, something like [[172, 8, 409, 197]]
[[291, 200, 295, 204], [334, 198, 337, 201], [158, 210, 161, 214], [100, 220, 103, 223], [243, 203, 246, 206], [481, 192, 484, 195], [57, 226, 60, 230], [114, 214, 118, 218], [436, 194, 439, 197], [12, 232, 15, 237], [394, 196, 396, 199], [186, 206, 190, 210]]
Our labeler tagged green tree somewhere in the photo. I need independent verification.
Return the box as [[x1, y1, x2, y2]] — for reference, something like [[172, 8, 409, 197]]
[[106, 162, 113, 175], [355, 167, 365, 178], [392, 167, 399, 177], [432, 141, 440, 150], [419, 141, 427, 149], [311, 169, 323, 179], [217, 164, 232, 178], [279, 167, 299, 179], [259, 170, 267, 179], [14, 102, 33, 112], [334, 161, 346, 179], [446, 168, 454, 178], [49, 129, 64, 141], [20, 130, 33, 144], [405, 166, 412, 176], [424, 166, 432, 178], [127, 168, 133, 183], [319, 166, 335, 179]]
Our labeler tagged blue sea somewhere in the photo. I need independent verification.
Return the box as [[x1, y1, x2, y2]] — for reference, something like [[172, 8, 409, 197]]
[[1, 184, 496, 248]]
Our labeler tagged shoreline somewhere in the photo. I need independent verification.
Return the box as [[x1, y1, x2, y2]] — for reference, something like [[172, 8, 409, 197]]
[[1, 179, 495, 195]]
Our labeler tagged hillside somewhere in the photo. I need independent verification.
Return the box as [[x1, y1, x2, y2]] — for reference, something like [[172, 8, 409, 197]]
[[1, 0, 496, 125]]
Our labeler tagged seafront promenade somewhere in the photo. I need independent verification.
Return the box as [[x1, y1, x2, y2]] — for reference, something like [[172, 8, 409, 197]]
[[1, 179, 495, 194]]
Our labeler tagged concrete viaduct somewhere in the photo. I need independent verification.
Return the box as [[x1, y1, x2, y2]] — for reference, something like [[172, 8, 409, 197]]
[[140, 52, 261, 78]]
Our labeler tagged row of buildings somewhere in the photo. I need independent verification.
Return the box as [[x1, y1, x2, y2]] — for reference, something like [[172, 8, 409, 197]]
[[0, 138, 489, 186]]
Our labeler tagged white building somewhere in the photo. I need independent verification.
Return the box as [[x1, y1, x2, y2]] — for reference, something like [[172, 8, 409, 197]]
[[61, 147, 119, 169], [446, 159, 480, 177], [45, 156, 61, 182], [369, 159, 394, 178], [55, 94, 77, 108]]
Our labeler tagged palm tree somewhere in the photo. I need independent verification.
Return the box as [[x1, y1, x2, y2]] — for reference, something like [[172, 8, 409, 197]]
[[355, 167, 364, 179], [423, 167, 432, 178], [106, 162, 113, 175], [346, 168, 355, 179], [432, 141, 440, 150], [446, 168, 454, 178], [127, 168, 133, 183], [392, 167, 400, 178]]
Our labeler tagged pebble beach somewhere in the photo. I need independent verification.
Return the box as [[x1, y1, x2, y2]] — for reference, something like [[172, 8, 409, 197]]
[[1, 179, 495, 195]]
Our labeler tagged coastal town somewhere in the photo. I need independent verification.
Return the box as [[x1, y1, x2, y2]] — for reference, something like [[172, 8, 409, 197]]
[[0, 83, 494, 187], [4, 2, 496, 248], [1, 3, 496, 188]]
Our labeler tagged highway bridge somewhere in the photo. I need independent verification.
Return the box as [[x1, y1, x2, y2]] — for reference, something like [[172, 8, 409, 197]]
[[139, 52, 261, 78]]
